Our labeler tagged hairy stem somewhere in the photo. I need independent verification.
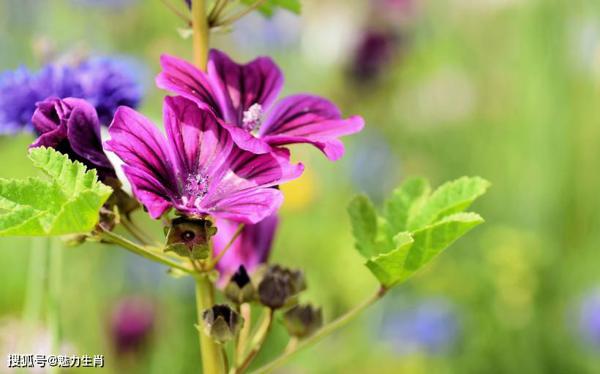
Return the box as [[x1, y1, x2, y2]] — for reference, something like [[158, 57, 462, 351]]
[[250, 287, 387, 374], [192, 0, 210, 69], [99, 230, 193, 274], [195, 274, 226, 374]]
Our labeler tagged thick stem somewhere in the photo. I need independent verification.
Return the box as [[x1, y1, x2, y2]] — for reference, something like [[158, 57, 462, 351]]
[[250, 287, 387, 374], [195, 275, 226, 374], [192, 0, 210, 70]]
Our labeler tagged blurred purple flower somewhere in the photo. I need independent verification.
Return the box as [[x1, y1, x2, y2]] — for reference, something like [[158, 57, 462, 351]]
[[213, 215, 278, 280], [577, 289, 600, 347], [381, 298, 459, 355], [351, 29, 397, 83], [30, 97, 117, 183], [157, 49, 364, 161], [106, 96, 303, 223], [0, 57, 142, 134], [110, 296, 155, 354]]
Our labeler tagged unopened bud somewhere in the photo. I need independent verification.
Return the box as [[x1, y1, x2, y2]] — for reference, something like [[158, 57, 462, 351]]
[[283, 304, 323, 338], [202, 304, 242, 343], [225, 265, 256, 304], [257, 265, 306, 309]]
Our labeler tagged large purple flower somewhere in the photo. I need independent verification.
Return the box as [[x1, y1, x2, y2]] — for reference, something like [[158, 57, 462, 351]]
[[105, 96, 303, 223], [156, 49, 364, 160], [213, 215, 278, 278], [30, 97, 117, 183]]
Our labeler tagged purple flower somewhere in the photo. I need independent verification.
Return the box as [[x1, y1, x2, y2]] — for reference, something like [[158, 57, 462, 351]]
[[110, 296, 155, 354], [213, 215, 278, 279], [156, 49, 364, 161], [29, 97, 117, 183], [351, 29, 397, 82], [0, 57, 142, 133], [105, 96, 303, 223]]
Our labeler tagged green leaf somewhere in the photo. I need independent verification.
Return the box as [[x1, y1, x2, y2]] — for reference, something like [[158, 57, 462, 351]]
[[241, 0, 301, 17], [384, 177, 431, 233], [348, 176, 489, 288], [348, 195, 379, 258], [407, 176, 490, 230], [0, 148, 112, 237]]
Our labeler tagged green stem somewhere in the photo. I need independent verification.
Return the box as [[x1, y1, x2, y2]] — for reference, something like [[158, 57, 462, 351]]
[[195, 275, 226, 374], [235, 308, 273, 374], [47, 238, 63, 373], [236, 303, 252, 365], [192, 0, 210, 69], [208, 0, 229, 24], [100, 230, 193, 274], [213, 0, 268, 27], [22, 237, 48, 324], [250, 287, 387, 374]]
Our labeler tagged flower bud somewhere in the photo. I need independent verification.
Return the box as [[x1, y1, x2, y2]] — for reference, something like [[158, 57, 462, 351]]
[[257, 265, 306, 309], [283, 304, 323, 338], [165, 217, 217, 260], [225, 265, 256, 304], [202, 304, 242, 343]]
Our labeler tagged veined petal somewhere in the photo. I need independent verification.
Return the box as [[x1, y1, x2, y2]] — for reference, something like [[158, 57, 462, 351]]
[[163, 96, 232, 179], [221, 122, 273, 154], [156, 54, 221, 115], [207, 49, 283, 125], [105, 106, 179, 218], [213, 215, 278, 278], [259, 94, 365, 160]]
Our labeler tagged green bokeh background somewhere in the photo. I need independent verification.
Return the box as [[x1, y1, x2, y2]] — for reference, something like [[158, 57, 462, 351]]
[[1, 0, 600, 372]]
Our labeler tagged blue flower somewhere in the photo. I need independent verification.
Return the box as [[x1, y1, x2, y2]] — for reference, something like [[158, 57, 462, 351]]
[[0, 56, 143, 134], [380, 298, 459, 355]]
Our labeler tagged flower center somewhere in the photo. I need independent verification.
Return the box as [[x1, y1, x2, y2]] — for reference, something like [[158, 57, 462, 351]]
[[242, 103, 264, 133], [182, 173, 209, 207]]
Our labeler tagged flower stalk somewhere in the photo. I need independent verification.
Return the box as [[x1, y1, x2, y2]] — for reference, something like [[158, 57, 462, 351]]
[[250, 287, 388, 374], [192, 0, 210, 70], [195, 274, 226, 374]]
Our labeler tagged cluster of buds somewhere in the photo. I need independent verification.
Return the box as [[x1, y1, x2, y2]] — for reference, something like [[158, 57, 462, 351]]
[[202, 304, 243, 344], [256, 265, 306, 309]]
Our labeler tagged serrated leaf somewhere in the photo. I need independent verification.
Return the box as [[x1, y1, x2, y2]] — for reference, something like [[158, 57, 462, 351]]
[[0, 148, 112, 236], [407, 176, 490, 230], [384, 177, 431, 233]]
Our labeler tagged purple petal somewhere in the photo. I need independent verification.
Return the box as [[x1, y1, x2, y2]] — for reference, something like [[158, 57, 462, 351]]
[[207, 49, 283, 125], [64, 98, 113, 169], [163, 96, 232, 179], [221, 122, 273, 154], [156, 54, 221, 115], [259, 94, 365, 160], [200, 148, 303, 223], [213, 215, 278, 278], [105, 107, 180, 218]]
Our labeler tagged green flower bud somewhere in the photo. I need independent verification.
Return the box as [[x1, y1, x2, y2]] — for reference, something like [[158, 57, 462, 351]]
[[257, 265, 306, 309], [202, 304, 243, 343], [225, 265, 256, 304], [164, 217, 217, 260], [283, 304, 323, 338]]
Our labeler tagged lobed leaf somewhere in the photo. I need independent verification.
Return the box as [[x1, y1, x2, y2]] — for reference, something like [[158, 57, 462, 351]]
[[0, 148, 112, 237]]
